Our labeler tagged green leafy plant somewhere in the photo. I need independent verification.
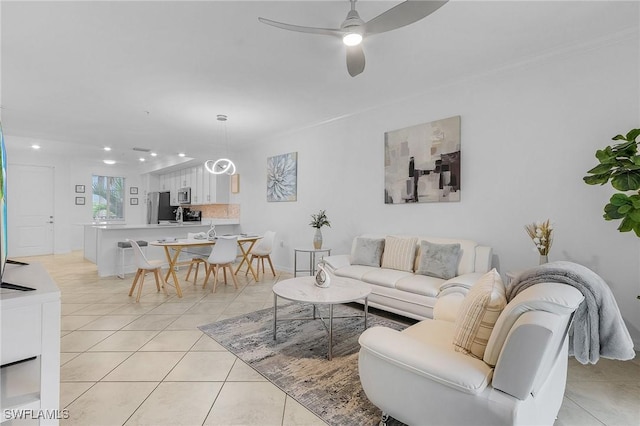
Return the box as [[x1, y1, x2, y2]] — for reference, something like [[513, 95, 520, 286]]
[[309, 210, 331, 229], [584, 128, 640, 235]]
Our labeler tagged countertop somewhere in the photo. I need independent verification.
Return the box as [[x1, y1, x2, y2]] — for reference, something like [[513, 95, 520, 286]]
[[87, 219, 239, 230]]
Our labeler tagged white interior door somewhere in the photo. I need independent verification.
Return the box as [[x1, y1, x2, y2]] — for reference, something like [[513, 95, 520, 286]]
[[7, 165, 55, 257]]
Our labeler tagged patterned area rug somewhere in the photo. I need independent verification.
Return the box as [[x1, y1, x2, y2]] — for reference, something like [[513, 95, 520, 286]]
[[199, 303, 408, 426]]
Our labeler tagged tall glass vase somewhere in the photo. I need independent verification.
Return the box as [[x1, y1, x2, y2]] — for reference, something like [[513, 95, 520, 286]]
[[313, 228, 323, 249], [539, 254, 548, 265]]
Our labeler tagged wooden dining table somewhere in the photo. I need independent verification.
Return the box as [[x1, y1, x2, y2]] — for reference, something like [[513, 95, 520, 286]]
[[150, 235, 262, 298]]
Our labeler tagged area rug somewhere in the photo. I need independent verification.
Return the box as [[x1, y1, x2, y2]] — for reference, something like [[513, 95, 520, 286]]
[[199, 303, 408, 426]]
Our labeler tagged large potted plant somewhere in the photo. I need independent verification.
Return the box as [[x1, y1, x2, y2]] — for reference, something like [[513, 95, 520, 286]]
[[584, 128, 640, 235]]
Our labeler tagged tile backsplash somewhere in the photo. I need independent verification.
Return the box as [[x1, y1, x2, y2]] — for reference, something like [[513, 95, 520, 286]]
[[190, 204, 239, 219]]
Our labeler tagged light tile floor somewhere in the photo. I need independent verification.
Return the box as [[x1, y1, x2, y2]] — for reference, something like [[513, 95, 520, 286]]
[[14, 252, 640, 425]]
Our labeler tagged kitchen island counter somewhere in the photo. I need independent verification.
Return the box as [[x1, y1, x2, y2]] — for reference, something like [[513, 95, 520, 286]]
[[84, 220, 240, 277]]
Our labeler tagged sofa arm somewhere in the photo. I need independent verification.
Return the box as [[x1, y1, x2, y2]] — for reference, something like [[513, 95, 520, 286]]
[[358, 326, 493, 394], [322, 254, 351, 272], [440, 272, 484, 292]]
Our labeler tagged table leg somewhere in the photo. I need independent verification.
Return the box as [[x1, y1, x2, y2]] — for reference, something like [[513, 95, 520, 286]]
[[328, 304, 333, 361], [273, 293, 278, 340], [235, 240, 259, 281], [163, 246, 183, 298], [309, 252, 315, 276]]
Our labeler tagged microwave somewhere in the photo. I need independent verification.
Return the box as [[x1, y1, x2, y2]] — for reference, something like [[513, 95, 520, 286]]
[[177, 187, 191, 204]]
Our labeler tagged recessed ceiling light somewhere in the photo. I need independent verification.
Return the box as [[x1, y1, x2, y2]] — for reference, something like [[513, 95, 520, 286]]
[[139, 158, 145, 162], [104, 146, 111, 151], [31, 144, 41, 150], [150, 152, 158, 157], [103, 160, 116, 165], [178, 152, 186, 157]]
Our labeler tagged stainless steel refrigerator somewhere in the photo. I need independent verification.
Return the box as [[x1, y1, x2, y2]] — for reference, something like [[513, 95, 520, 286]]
[[147, 191, 175, 224]]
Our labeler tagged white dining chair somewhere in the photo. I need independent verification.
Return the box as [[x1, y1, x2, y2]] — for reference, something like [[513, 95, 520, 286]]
[[203, 236, 239, 292], [184, 232, 211, 286], [127, 238, 168, 302], [246, 231, 276, 279]]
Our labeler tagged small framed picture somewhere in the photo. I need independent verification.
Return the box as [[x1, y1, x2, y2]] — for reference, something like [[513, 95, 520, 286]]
[[75, 185, 85, 193], [130, 198, 138, 205], [130, 187, 138, 195], [75, 196, 85, 205]]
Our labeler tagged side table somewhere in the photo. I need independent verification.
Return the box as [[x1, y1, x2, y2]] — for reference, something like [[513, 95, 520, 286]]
[[293, 247, 331, 277]]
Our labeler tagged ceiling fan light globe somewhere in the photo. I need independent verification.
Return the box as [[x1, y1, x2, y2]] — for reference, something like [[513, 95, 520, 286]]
[[343, 32, 362, 46]]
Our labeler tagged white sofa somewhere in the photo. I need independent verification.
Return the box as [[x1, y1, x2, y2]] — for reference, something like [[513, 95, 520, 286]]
[[358, 281, 584, 425], [322, 235, 493, 320]]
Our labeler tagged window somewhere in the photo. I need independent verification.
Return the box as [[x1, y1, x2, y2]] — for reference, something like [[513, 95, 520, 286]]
[[92, 175, 125, 220]]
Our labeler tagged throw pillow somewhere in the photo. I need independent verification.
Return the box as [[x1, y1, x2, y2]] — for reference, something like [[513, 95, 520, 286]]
[[452, 269, 506, 360], [415, 241, 461, 280], [351, 237, 385, 267], [380, 236, 418, 272]]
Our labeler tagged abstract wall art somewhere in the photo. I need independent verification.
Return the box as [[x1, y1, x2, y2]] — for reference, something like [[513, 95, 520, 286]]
[[267, 152, 297, 202], [384, 115, 461, 204]]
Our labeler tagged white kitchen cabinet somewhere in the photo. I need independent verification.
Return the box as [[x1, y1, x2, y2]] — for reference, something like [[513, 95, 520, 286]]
[[159, 174, 167, 191], [159, 166, 229, 205], [193, 166, 203, 204], [169, 171, 179, 205]]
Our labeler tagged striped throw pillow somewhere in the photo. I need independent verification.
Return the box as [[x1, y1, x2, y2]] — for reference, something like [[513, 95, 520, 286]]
[[380, 236, 418, 272], [453, 269, 506, 361]]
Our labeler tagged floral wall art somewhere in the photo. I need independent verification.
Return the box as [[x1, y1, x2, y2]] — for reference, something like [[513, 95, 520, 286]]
[[267, 152, 297, 202], [384, 115, 461, 204]]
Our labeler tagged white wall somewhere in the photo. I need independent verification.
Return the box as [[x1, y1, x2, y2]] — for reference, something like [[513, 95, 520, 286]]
[[234, 34, 640, 346], [6, 138, 147, 252]]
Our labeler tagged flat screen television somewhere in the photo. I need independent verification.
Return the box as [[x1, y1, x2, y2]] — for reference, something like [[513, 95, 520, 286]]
[[0, 122, 31, 291], [0, 121, 7, 282]]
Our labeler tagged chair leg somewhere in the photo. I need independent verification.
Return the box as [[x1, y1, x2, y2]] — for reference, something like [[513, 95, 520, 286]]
[[212, 265, 221, 293], [156, 268, 169, 296], [229, 264, 239, 289], [193, 261, 200, 285], [129, 269, 142, 297], [266, 255, 276, 276], [223, 267, 228, 286], [136, 272, 146, 302], [186, 262, 194, 281], [203, 263, 214, 289], [154, 269, 161, 292]]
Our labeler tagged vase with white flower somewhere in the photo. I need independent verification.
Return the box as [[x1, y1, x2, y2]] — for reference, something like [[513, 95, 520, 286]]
[[309, 210, 331, 249], [525, 219, 554, 264]]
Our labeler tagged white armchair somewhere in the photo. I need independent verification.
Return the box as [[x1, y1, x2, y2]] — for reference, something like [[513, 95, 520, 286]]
[[358, 282, 584, 426]]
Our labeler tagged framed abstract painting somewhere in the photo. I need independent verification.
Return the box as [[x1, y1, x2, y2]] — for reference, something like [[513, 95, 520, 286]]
[[267, 152, 297, 202], [384, 115, 461, 204]]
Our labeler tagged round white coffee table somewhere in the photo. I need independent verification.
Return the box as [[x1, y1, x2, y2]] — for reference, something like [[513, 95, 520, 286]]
[[272, 276, 371, 360]]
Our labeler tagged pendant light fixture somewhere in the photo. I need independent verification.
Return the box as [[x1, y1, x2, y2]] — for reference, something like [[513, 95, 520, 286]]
[[204, 114, 236, 175]]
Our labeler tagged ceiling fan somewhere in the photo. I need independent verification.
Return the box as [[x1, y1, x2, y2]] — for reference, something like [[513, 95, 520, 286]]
[[258, 0, 448, 77]]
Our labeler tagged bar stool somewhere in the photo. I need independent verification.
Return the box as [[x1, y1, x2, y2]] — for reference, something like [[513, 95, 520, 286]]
[[117, 240, 149, 279]]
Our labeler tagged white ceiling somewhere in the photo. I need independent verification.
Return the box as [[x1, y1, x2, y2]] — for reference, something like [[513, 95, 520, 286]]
[[1, 1, 637, 171]]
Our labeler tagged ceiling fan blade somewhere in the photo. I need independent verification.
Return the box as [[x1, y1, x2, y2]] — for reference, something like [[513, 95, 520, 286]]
[[258, 17, 343, 38], [346, 44, 365, 77], [364, 0, 448, 35]]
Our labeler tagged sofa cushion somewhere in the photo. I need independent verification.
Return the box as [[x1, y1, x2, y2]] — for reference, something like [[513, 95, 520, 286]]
[[453, 269, 506, 360], [362, 268, 414, 289], [381, 236, 418, 272], [395, 274, 443, 297], [351, 237, 385, 267], [415, 237, 479, 276], [333, 265, 380, 281], [416, 241, 461, 280]]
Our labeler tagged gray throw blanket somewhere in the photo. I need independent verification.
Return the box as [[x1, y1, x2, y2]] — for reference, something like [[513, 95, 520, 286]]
[[507, 261, 635, 364]]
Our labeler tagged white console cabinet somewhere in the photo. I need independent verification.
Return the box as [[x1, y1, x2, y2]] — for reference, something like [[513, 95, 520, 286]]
[[1, 263, 61, 425]]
